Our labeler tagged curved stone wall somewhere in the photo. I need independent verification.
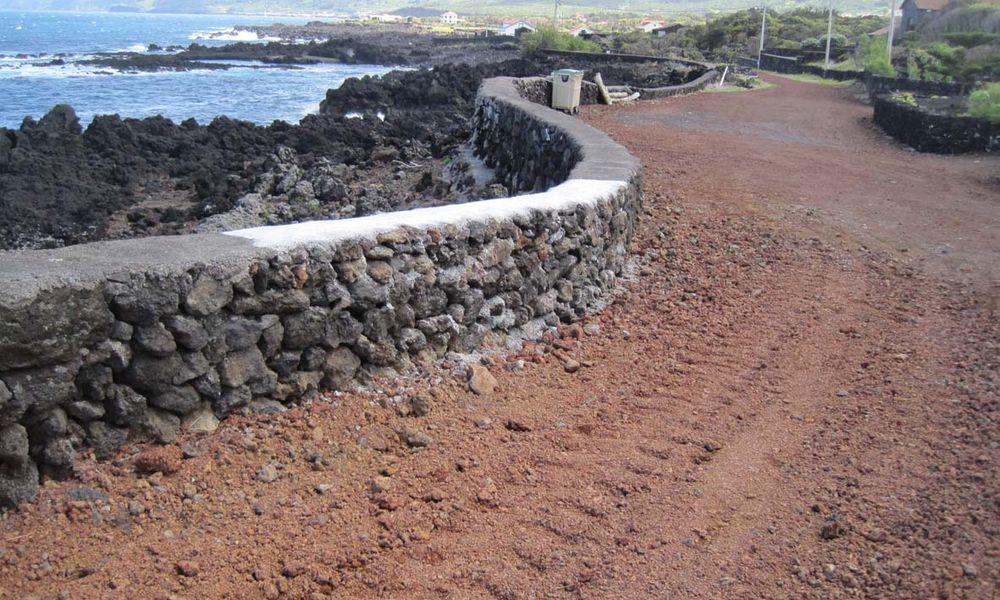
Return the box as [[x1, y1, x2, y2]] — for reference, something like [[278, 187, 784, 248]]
[[0, 77, 642, 507], [637, 69, 721, 99], [512, 69, 720, 109]]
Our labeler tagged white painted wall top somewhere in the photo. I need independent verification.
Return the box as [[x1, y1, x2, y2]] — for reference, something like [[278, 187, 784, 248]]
[[224, 179, 626, 249]]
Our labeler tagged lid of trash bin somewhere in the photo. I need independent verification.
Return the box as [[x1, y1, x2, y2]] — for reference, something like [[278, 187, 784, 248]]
[[551, 69, 584, 77]]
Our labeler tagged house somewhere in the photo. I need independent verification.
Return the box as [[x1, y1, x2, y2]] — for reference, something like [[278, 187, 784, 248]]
[[370, 13, 405, 24], [868, 15, 899, 37], [497, 20, 536, 37], [569, 26, 594, 37], [638, 19, 665, 34], [650, 23, 684, 37], [898, 0, 948, 35], [440, 11, 459, 25]]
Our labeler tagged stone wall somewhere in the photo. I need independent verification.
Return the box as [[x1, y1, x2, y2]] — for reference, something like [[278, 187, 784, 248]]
[[866, 75, 966, 101], [758, 53, 801, 74], [873, 94, 1000, 153], [0, 77, 642, 507], [539, 49, 715, 71], [512, 69, 719, 109], [800, 64, 864, 82], [637, 69, 720, 99]]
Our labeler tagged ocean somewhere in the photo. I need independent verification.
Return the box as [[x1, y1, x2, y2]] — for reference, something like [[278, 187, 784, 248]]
[[0, 10, 394, 128]]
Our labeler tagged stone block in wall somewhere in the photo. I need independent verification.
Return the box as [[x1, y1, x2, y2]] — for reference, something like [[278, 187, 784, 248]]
[[0, 286, 113, 371]]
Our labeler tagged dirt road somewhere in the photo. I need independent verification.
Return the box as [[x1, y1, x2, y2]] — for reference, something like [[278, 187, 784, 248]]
[[1, 75, 997, 599]]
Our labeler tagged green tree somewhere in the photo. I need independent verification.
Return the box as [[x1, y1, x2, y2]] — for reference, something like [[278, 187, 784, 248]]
[[520, 27, 601, 56], [862, 35, 895, 76]]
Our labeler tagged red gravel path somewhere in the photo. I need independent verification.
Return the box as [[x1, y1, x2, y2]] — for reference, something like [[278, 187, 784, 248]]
[[1, 74, 997, 599]]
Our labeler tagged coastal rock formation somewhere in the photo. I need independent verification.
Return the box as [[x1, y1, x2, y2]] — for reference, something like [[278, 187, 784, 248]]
[[0, 60, 541, 251], [0, 50, 704, 251]]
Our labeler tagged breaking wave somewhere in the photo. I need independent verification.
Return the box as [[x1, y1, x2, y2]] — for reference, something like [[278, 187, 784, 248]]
[[188, 28, 281, 43]]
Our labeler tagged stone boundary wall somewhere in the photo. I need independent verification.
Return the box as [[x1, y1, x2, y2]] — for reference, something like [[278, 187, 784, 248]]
[[737, 57, 971, 92], [637, 69, 721, 99], [761, 46, 852, 63], [0, 77, 642, 507], [800, 64, 864, 82], [431, 36, 512, 45], [873, 94, 999, 153], [758, 53, 801, 74], [865, 75, 967, 101], [539, 49, 715, 72], [736, 53, 969, 99], [514, 69, 719, 107]]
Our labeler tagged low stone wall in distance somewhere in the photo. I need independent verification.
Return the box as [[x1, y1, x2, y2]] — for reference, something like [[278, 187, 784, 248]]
[[873, 94, 999, 153], [800, 64, 864, 82], [540, 48, 715, 72], [0, 77, 642, 508], [638, 69, 720, 99], [514, 68, 719, 108], [758, 53, 801, 74], [866, 75, 966, 100]]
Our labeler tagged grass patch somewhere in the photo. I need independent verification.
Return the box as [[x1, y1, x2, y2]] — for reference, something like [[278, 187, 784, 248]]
[[520, 27, 601, 56], [770, 73, 856, 86]]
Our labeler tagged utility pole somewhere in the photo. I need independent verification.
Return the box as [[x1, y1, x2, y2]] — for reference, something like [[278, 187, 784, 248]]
[[824, 0, 835, 70], [886, 0, 897, 56], [552, 0, 560, 29], [757, 5, 767, 69]]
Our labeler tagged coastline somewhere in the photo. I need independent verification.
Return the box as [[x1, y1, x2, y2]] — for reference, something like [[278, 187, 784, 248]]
[[0, 18, 706, 254]]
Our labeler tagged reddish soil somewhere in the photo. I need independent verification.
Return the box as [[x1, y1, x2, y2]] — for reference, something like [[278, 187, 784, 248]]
[[1, 74, 997, 599]]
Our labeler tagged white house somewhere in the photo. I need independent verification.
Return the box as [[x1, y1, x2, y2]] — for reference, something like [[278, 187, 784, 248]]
[[497, 20, 536, 37], [440, 11, 459, 25], [370, 13, 404, 23], [638, 20, 665, 33]]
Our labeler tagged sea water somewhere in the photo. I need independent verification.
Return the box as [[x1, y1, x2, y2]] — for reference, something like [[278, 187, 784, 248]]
[[0, 10, 394, 128]]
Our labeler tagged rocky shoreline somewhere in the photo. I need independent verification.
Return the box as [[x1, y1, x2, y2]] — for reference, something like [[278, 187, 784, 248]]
[[0, 59, 535, 250], [0, 28, 705, 251], [43, 24, 521, 74]]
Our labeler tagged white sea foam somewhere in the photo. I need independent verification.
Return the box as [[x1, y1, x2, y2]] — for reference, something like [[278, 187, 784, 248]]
[[188, 28, 281, 43], [0, 60, 226, 79]]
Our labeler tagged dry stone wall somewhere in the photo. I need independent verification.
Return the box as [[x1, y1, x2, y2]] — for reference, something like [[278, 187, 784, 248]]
[[873, 94, 1000, 153], [0, 77, 642, 507]]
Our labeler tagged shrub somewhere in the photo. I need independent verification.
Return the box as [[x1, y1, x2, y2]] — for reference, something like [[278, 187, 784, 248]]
[[962, 54, 1000, 81], [941, 32, 999, 48], [520, 27, 601, 56], [968, 83, 1000, 123], [803, 33, 848, 49], [892, 91, 919, 106], [862, 35, 895, 76], [925, 42, 967, 81]]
